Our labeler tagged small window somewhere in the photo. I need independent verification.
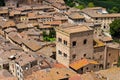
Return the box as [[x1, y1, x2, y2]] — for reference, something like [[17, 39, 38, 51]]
[[83, 39, 87, 44], [72, 41, 76, 46], [104, 26, 106, 29], [114, 60, 116, 62], [88, 57, 91, 59], [56, 72, 59, 74], [96, 18, 98, 20], [86, 67, 88, 70], [109, 53, 111, 56], [58, 38, 62, 42], [72, 54, 76, 59], [107, 63, 110, 66], [83, 54, 86, 57], [64, 40, 67, 45], [99, 64, 103, 69], [17, 72, 19, 76], [66, 74, 69, 76], [100, 55, 102, 59], [58, 50, 62, 55], [64, 53, 67, 57], [94, 65, 96, 68]]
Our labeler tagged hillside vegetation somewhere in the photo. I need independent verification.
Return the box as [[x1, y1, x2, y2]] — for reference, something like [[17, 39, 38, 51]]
[[64, 0, 120, 13], [0, 0, 5, 6]]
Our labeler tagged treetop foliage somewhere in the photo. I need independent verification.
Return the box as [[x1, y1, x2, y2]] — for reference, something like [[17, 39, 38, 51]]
[[0, 0, 5, 6], [64, 0, 120, 13], [110, 19, 120, 42]]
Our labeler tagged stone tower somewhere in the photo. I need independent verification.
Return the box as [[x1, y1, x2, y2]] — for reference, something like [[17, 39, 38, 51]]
[[55, 24, 94, 67]]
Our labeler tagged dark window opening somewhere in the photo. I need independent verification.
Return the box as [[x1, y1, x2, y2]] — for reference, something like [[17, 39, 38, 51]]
[[99, 64, 103, 69], [72, 54, 76, 59], [72, 41, 76, 46], [58, 50, 62, 55], [100, 55, 102, 59], [64, 40, 67, 45], [56, 71, 59, 74], [109, 53, 111, 56], [58, 38, 62, 42], [66, 74, 69, 76], [83, 39, 87, 44], [83, 54, 86, 57], [86, 67, 88, 70], [104, 26, 106, 29], [50, 52, 56, 60], [96, 18, 98, 20], [107, 63, 110, 66], [94, 65, 96, 68], [64, 53, 67, 57]]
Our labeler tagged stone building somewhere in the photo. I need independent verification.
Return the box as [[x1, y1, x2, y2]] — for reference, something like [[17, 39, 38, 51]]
[[9, 53, 37, 80], [5, 0, 42, 6], [81, 7, 120, 31], [104, 43, 119, 69], [55, 23, 120, 74], [93, 39, 105, 69], [5, 0, 18, 7], [55, 24, 94, 67], [66, 12, 85, 24]]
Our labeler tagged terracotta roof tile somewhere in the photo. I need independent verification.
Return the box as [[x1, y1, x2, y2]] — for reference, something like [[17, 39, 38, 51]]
[[70, 59, 98, 70], [94, 39, 105, 48], [25, 68, 77, 80], [22, 40, 43, 51], [56, 24, 92, 34]]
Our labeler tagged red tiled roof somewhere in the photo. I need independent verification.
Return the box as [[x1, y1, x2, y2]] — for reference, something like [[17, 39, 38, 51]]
[[70, 59, 98, 70], [53, 63, 66, 68]]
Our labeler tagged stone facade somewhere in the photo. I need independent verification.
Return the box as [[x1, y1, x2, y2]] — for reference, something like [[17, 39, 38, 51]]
[[70, 30, 94, 61], [105, 47, 119, 68], [56, 24, 120, 71], [56, 30, 70, 67], [93, 46, 105, 69], [82, 7, 120, 31], [56, 25, 94, 67]]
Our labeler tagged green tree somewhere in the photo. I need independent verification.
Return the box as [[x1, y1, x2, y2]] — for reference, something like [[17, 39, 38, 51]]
[[64, 0, 75, 7], [42, 30, 56, 42], [87, 2, 94, 7], [0, 0, 5, 6], [110, 19, 120, 42], [109, 7, 119, 13], [118, 57, 120, 67], [43, 31, 47, 37], [49, 29, 56, 38], [75, 5, 85, 10]]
